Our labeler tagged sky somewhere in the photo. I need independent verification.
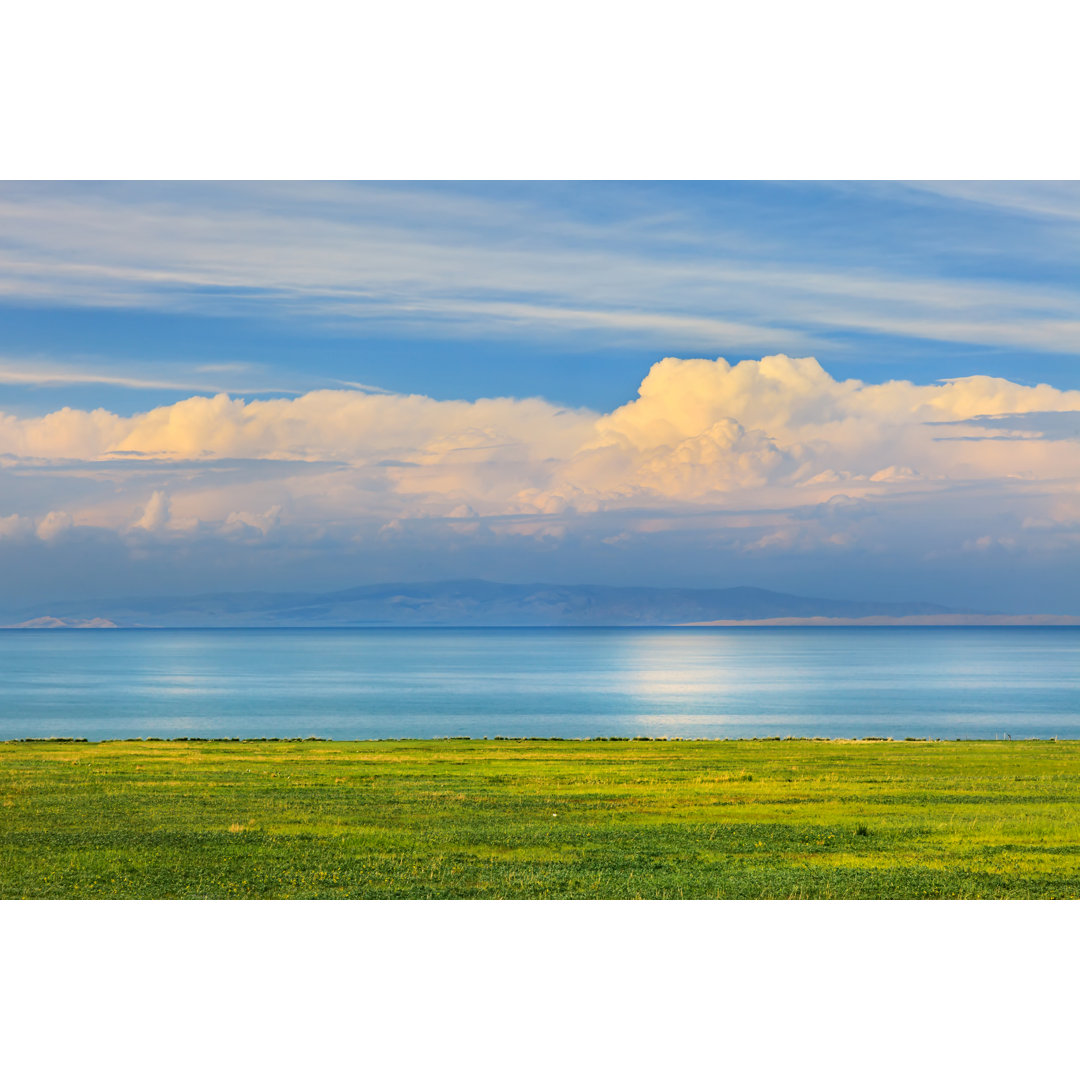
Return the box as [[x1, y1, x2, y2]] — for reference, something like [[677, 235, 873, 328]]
[[2, 180, 1080, 613]]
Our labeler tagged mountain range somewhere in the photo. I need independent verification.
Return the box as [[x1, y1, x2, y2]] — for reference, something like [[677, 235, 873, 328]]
[[4, 579, 975, 628]]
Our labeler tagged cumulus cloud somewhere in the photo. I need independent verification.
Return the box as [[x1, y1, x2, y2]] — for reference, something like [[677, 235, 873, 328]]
[[2, 355, 1080, 567], [35, 510, 74, 542], [223, 505, 282, 538], [0, 389, 593, 488], [0, 514, 33, 541], [131, 490, 171, 533], [579, 355, 1080, 493]]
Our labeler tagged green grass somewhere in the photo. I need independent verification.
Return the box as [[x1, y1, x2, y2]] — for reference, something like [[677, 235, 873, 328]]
[[2, 738, 1079, 898]]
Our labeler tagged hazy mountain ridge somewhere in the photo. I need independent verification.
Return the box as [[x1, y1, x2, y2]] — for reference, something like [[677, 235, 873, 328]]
[[6, 579, 972, 627]]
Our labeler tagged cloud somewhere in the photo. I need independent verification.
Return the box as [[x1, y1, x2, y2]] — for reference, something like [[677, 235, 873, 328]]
[[2, 182, 1080, 357], [0, 358, 296, 394], [0, 513, 33, 541], [932, 411, 1080, 441], [223, 505, 281, 538], [35, 510, 74, 541], [550, 355, 1080, 513], [903, 182, 1080, 223], [0, 388, 593, 466], [131, 490, 171, 533], [1, 355, 1080, 590]]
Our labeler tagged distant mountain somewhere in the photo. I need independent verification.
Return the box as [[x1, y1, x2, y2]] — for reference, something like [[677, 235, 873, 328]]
[[6, 579, 973, 628], [7, 616, 118, 629]]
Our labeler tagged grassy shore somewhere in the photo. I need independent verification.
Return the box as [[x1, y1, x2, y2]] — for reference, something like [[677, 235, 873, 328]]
[[2, 738, 1079, 899]]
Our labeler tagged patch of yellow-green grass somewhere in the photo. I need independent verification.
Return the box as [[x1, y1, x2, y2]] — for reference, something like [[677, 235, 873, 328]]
[[1, 738, 1079, 898]]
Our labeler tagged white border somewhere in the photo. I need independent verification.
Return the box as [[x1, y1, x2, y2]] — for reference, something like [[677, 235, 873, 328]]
[[4, 1, 1080, 178], [3, 899, 1078, 1078]]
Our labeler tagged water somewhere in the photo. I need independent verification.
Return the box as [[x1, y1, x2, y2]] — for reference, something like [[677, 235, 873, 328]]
[[0, 627, 1077, 741]]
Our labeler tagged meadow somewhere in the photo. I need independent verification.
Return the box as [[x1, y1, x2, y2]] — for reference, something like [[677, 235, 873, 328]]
[[2, 737, 1078, 899]]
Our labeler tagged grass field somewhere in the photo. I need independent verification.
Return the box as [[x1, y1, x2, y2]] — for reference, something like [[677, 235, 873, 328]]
[[2, 737, 1079, 899]]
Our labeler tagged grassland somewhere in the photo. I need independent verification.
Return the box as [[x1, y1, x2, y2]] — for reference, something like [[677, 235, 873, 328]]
[[2, 737, 1079, 899]]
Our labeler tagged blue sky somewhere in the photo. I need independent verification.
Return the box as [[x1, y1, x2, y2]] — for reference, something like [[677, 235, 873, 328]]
[[2, 181, 1080, 612], [4, 181, 1080, 408]]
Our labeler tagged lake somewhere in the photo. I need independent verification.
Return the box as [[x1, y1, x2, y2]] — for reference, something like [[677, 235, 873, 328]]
[[1, 627, 1078, 741]]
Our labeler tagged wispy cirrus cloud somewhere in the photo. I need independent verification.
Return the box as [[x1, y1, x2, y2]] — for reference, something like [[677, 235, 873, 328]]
[[0, 358, 296, 394], [902, 181, 1080, 222], [2, 182, 1079, 359]]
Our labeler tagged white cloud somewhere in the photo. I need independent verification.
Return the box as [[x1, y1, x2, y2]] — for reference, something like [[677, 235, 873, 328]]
[[903, 182, 1080, 223], [2, 183, 1079, 355], [0, 359, 292, 394], [223, 505, 281, 538], [35, 510, 74, 541], [2, 355, 1080, 563], [0, 513, 33, 541], [132, 490, 171, 533]]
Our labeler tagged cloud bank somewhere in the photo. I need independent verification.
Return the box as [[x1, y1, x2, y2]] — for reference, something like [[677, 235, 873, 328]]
[[2, 355, 1080, 609]]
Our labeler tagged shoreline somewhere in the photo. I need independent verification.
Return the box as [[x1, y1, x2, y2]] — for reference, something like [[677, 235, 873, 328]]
[[3, 734, 1071, 744]]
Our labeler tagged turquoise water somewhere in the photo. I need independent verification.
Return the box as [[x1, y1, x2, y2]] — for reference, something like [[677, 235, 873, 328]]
[[1, 627, 1078, 741]]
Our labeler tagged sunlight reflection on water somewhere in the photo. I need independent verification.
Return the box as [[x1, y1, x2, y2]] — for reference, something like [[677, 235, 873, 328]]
[[1, 627, 1078, 740]]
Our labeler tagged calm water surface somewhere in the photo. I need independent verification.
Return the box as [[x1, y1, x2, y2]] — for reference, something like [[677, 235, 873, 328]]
[[1, 627, 1078, 741]]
